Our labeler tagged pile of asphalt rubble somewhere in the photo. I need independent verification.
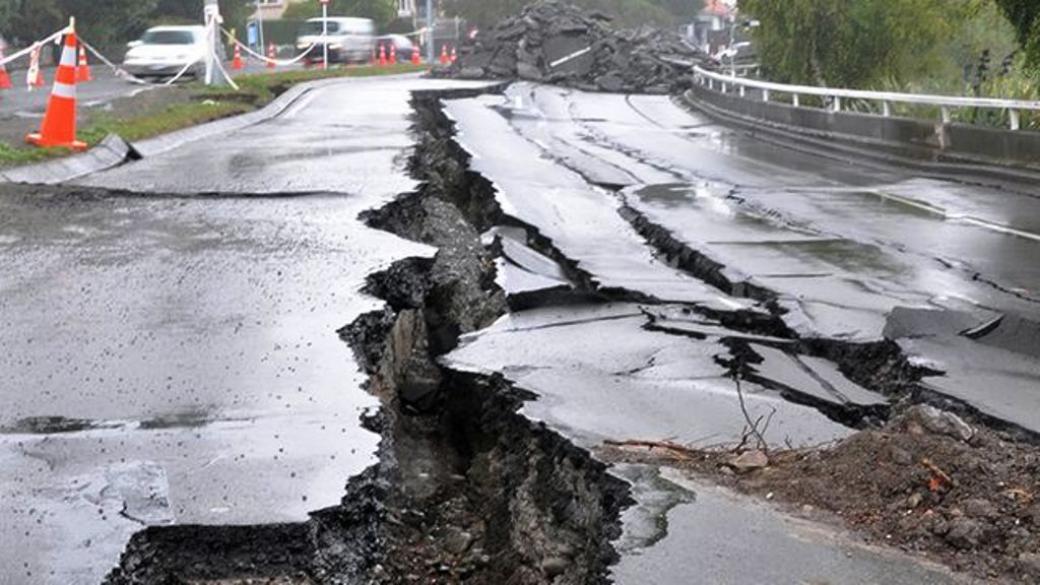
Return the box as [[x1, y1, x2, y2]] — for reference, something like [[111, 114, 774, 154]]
[[443, 0, 713, 94]]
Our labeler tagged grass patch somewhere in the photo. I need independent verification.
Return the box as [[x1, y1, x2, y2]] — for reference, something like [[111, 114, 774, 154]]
[[0, 63, 429, 168]]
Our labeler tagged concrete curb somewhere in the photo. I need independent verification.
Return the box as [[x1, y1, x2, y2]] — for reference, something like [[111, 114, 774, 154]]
[[0, 73, 426, 185], [0, 134, 137, 185]]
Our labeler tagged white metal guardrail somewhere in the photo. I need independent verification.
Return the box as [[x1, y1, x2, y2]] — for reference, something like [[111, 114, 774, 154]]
[[693, 65, 1040, 130]]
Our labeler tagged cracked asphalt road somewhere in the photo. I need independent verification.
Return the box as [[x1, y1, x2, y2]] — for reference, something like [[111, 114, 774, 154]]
[[2, 75, 1039, 584], [0, 74, 490, 585]]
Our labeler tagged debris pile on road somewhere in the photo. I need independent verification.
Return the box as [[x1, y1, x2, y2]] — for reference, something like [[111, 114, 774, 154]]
[[443, 0, 712, 94]]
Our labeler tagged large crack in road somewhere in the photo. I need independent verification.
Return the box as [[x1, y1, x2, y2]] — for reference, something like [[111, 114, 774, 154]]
[[5, 75, 1040, 584]]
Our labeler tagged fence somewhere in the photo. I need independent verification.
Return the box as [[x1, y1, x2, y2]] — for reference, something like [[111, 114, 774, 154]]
[[693, 66, 1040, 131]]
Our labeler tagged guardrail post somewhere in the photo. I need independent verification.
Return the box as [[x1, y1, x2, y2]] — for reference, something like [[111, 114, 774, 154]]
[[708, 78, 713, 91], [792, 94, 800, 107], [882, 101, 892, 117], [941, 107, 952, 125], [762, 89, 770, 102], [1010, 109, 1021, 131], [739, 86, 746, 98], [722, 82, 728, 94], [832, 96, 841, 112]]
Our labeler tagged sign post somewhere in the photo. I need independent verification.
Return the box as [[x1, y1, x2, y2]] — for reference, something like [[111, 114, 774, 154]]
[[320, 0, 330, 70], [203, 0, 222, 85]]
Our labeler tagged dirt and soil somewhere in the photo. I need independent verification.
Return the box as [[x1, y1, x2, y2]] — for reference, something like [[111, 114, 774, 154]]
[[601, 401, 1040, 583]]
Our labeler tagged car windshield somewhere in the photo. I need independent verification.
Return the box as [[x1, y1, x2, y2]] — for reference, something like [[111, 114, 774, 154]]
[[141, 30, 195, 45], [300, 21, 342, 35]]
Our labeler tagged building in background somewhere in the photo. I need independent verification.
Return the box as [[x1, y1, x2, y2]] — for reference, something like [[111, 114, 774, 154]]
[[685, 0, 734, 54]]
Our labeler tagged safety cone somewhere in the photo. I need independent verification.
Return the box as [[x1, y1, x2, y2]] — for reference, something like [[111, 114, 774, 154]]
[[439, 45, 449, 65], [450, 46, 457, 64], [389, 44, 397, 66], [76, 45, 92, 82], [411, 45, 421, 66], [0, 48, 12, 90], [231, 43, 244, 70], [26, 31, 86, 151], [267, 43, 277, 69], [378, 44, 387, 67]]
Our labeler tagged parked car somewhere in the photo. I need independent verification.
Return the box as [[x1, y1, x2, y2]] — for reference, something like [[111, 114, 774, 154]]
[[123, 26, 210, 79], [296, 17, 375, 65], [376, 34, 416, 62]]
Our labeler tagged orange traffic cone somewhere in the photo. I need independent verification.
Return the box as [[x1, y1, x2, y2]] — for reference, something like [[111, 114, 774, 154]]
[[266, 43, 276, 69], [76, 45, 92, 82], [26, 31, 86, 151], [389, 44, 398, 66], [378, 44, 387, 67], [450, 46, 457, 64], [411, 44, 421, 65], [0, 47, 12, 90], [231, 43, 244, 70], [439, 46, 449, 65]]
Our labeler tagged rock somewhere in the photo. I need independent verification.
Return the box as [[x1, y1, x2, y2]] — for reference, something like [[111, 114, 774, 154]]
[[885, 444, 914, 466], [906, 492, 924, 509], [944, 517, 984, 549], [1019, 552, 1040, 574], [442, 528, 474, 555], [728, 450, 769, 472], [595, 73, 624, 92], [443, 0, 713, 93], [904, 405, 975, 442], [962, 498, 999, 519], [541, 556, 569, 577], [517, 61, 544, 81], [459, 66, 486, 78]]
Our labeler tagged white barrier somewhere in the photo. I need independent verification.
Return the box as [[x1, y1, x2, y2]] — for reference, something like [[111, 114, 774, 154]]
[[693, 65, 1040, 131]]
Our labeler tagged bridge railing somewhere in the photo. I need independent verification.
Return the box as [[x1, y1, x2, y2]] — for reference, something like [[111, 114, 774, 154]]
[[693, 65, 1040, 131]]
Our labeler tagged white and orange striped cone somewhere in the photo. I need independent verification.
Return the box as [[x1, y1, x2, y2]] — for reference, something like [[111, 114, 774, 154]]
[[231, 43, 244, 70], [26, 32, 86, 151], [266, 43, 277, 69], [378, 44, 387, 67], [439, 46, 449, 65], [76, 45, 92, 82], [389, 44, 397, 66], [411, 43, 422, 66], [0, 47, 12, 90], [450, 46, 457, 64]]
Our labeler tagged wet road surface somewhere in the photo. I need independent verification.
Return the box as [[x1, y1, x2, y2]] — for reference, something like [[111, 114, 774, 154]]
[[0, 75, 488, 585], [440, 82, 1040, 582], [3, 74, 1039, 584]]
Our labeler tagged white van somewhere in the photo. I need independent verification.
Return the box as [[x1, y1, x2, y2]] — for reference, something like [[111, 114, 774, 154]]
[[296, 17, 375, 64]]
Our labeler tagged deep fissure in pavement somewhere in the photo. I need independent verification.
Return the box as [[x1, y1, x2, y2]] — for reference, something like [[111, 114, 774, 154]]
[[100, 82, 1040, 584]]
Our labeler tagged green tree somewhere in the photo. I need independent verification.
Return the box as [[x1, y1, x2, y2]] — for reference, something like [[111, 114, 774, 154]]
[[740, 0, 986, 88], [282, 0, 398, 27], [443, 0, 703, 30], [994, 0, 1040, 69]]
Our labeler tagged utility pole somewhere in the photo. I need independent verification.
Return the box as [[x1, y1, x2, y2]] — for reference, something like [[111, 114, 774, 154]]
[[426, 0, 435, 64], [320, 0, 329, 70], [256, 0, 265, 52]]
